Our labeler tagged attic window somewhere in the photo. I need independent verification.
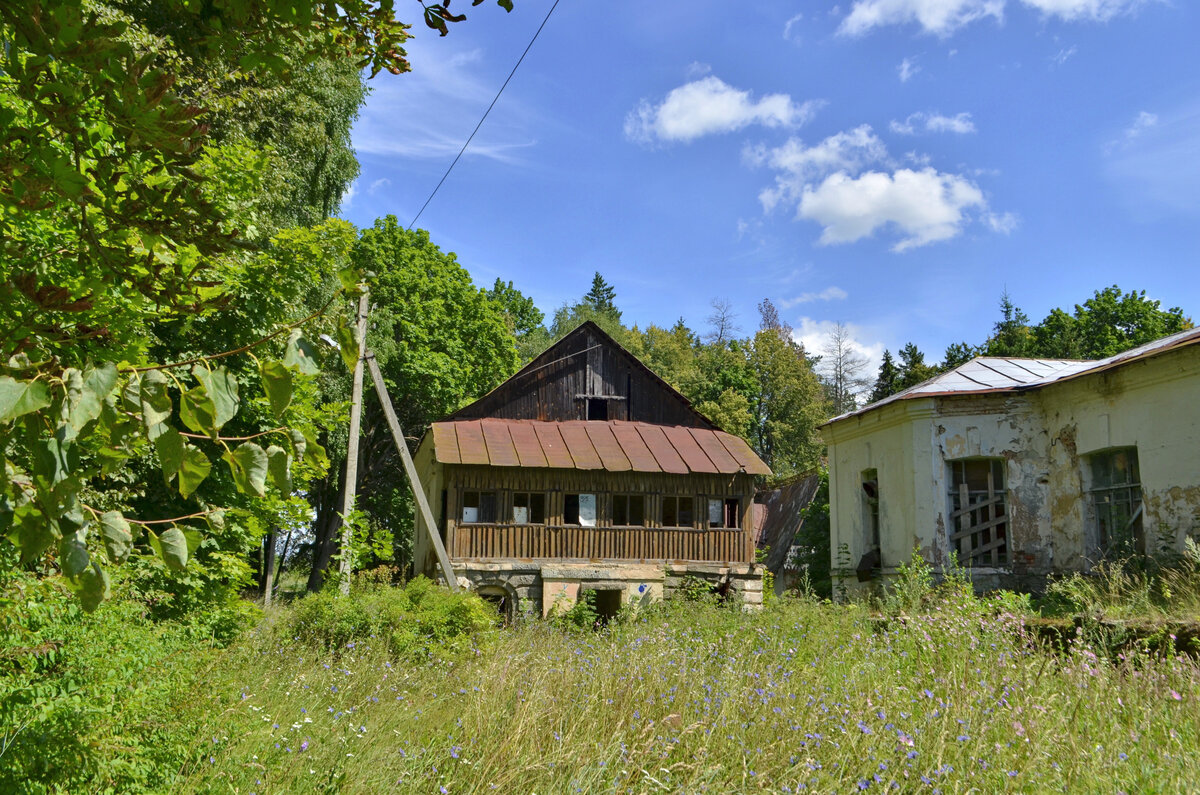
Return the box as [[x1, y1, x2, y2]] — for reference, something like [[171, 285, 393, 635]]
[[587, 398, 608, 421], [461, 490, 497, 524]]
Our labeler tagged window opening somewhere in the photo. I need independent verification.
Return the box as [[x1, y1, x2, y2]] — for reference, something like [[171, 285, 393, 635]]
[[512, 492, 546, 524], [612, 494, 646, 527], [587, 398, 608, 421], [1088, 447, 1143, 558], [862, 469, 880, 550], [564, 493, 597, 527], [461, 490, 497, 524], [662, 496, 694, 528], [707, 498, 739, 528], [948, 459, 1008, 567], [587, 588, 623, 625]]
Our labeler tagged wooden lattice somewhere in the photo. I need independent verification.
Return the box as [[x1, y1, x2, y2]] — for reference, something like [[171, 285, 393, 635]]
[[949, 465, 1009, 567]]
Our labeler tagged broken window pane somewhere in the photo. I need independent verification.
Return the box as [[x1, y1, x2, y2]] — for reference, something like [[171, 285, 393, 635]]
[[947, 459, 1008, 567], [706, 498, 740, 528], [1088, 447, 1143, 558], [461, 490, 497, 524]]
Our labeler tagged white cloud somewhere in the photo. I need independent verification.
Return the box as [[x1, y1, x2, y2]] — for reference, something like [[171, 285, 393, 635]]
[[352, 44, 537, 164], [798, 167, 987, 251], [1050, 44, 1078, 65], [750, 125, 888, 211], [1104, 102, 1200, 217], [780, 287, 850, 308], [1125, 110, 1159, 139], [891, 111, 977, 134], [340, 180, 358, 209], [685, 61, 712, 78], [624, 76, 820, 144], [898, 57, 921, 82], [784, 13, 805, 41], [839, 0, 1005, 37], [1021, 0, 1149, 22], [984, 211, 1020, 233], [368, 177, 391, 194]]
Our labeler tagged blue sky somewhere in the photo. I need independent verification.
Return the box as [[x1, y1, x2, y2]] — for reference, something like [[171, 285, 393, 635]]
[[340, 0, 1200, 369]]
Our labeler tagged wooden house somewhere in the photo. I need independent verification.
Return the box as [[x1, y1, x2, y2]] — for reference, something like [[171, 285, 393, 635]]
[[413, 321, 771, 619]]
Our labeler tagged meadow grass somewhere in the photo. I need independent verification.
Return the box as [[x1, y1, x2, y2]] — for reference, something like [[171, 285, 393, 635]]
[[179, 592, 1200, 794]]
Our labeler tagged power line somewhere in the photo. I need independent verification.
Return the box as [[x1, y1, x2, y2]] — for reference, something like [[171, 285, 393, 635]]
[[408, 0, 563, 230]]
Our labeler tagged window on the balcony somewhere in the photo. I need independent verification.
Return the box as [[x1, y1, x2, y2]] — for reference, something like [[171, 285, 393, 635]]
[[706, 498, 739, 528], [461, 490, 497, 524], [662, 496, 694, 528], [512, 492, 546, 525], [564, 493, 597, 527], [612, 494, 646, 527]]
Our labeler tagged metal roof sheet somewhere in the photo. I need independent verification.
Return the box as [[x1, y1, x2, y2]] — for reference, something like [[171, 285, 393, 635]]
[[826, 326, 1200, 425], [430, 419, 771, 476]]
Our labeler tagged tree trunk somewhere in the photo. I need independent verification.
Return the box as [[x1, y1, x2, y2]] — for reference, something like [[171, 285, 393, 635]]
[[261, 528, 278, 607]]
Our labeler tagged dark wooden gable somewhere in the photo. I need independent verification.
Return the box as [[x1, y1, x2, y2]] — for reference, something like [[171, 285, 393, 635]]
[[446, 321, 716, 428]]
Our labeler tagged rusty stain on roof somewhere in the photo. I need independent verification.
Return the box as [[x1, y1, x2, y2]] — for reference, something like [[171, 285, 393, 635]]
[[431, 419, 771, 476]]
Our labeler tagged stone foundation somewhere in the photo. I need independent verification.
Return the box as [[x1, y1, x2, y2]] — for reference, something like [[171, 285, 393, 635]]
[[446, 560, 765, 619]]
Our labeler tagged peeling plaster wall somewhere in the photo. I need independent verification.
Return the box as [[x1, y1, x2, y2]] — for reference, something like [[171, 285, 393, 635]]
[[824, 343, 1200, 597]]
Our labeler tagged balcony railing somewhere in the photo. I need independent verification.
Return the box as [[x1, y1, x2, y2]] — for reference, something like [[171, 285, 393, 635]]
[[450, 523, 753, 564]]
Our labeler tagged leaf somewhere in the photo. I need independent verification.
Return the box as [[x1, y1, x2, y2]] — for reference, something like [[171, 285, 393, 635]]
[[32, 437, 73, 486], [334, 317, 361, 372], [225, 442, 268, 497], [155, 427, 185, 481], [259, 360, 293, 417], [76, 563, 111, 612], [283, 329, 319, 375], [139, 370, 172, 439], [100, 511, 133, 564], [337, 265, 364, 294], [288, 428, 307, 461], [70, 362, 118, 432], [207, 509, 226, 534], [192, 365, 239, 428], [178, 445, 211, 499], [182, 527, 203, 556], [60, 529, 90, 578], [0, 375, 52, 421], [266, 445, 291, 494], [179, 385, 218, 437], [159, 526, 188, 571], [11, 506, 54, 565]]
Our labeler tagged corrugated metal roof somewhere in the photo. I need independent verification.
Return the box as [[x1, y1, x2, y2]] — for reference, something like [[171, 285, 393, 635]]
[[431, 419, 772, 475], [827, 325, 1200, 425]]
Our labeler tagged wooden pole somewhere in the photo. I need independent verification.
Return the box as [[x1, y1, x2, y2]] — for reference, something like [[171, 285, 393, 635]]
[[336, 290, 370, 596], [365, 353, 459, 592]]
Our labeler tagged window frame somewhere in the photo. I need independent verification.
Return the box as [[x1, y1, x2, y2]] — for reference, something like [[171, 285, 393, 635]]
[[460, 489, 498, 525], [564, 492, 598, 527], [705, 497, 740, 529], [661, 495, 695, 529], [511, 491, 546, 525], [611, 494, 646, 528], [947, 458, 1009, 567], [1086, 447, 1144, 558]]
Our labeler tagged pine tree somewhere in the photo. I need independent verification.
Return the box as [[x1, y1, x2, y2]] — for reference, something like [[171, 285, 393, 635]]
[[897, 342, 937, 389], [868, 349, 900, 403], [583, 271, 617, 314]]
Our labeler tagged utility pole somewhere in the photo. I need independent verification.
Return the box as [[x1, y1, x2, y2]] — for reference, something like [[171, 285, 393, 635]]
[[337, 290, 370, 595]]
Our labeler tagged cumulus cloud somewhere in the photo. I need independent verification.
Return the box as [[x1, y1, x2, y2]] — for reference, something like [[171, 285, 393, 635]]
[[780, 287, 850, 308], [750, 125, 888, 211], [839, 0, 1005, 37], [891, 111, 977, 134], [624, 76, 820, 145], [838, 0, 1149, 36], [898, 57, 921, 82], [798, 168, 987, 252]]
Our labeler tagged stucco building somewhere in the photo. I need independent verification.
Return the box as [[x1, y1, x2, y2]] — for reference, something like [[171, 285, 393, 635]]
[[822, 326, 1200, 595], [413, 322, 771, 619]]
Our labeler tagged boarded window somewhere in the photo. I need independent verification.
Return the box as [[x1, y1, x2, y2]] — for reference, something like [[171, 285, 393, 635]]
[[662, 496, 694, 528], [512, 492, 546, 524], [565, 493, 597, 527], [461, 490, 497, 524], [707, 498, 739, 528], [612, 494, 646, 527], [1088, 447, 1143, 558], [948, 459, 1008, 567]]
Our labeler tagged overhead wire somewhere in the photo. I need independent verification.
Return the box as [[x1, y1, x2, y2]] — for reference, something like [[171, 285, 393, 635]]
[[408, 0, 563, 230]]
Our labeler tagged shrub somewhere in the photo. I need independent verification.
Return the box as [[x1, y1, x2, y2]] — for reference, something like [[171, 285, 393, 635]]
[[287, 575, 497, 657]]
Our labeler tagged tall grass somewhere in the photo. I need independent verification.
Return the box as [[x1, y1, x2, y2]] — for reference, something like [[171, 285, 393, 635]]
[[180, 592, 1199, 793]]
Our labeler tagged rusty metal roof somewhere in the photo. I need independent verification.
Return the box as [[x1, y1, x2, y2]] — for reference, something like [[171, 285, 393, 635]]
[[431, 419, 771, 476], [827, 325, 1200, 425]]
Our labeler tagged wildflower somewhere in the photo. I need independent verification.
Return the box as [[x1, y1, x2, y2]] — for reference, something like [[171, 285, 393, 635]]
[[300, 739, 310, 752]]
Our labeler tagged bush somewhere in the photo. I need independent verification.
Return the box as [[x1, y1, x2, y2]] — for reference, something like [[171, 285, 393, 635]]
[[287, 575, 497, 657]]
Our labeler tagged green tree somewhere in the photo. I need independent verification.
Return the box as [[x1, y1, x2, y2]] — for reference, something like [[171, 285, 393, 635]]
[[1034, 286, 1191, 359], [583, 272, 619, 316], [868, 349, 900, 403], [487, 278, 548, 363], [748, 329, 825, 480], [548, 273, 627, 345], [982, 291, 1033, 357], [305, 219, 520, 590], [897, 342, 937, 389], [941, 341, 980, 370]]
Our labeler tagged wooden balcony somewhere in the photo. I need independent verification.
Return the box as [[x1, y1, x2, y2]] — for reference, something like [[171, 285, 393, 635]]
[[450, 523, 753, 564]]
